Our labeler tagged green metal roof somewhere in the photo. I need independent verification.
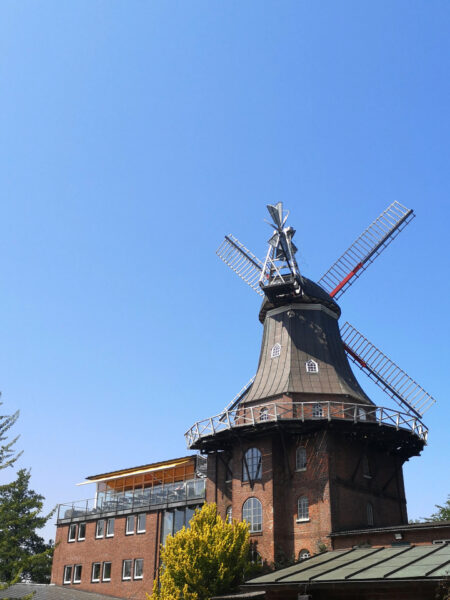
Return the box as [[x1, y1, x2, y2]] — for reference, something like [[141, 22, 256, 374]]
[[245, 544, 450, 586]]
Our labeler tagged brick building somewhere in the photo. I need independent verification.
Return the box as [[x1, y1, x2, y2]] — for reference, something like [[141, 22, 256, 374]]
[[51, 203, 443, 599]]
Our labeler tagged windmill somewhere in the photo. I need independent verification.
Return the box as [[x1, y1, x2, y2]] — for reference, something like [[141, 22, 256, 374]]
[[186, 201, 435, 448]]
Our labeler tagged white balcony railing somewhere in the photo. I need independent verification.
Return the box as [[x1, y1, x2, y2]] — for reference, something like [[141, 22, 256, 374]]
[[185, 401, 428, 448]]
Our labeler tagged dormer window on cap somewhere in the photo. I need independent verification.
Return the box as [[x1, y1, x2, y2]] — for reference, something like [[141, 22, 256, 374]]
[[271, 343, 281, 359], [306, 359, 318, 373]]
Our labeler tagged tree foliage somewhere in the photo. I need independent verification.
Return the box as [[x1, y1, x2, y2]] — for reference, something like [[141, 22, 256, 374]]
[[150, 503, 252, 600], [0, 403, 22, 471], [426, 495, 450, 522]]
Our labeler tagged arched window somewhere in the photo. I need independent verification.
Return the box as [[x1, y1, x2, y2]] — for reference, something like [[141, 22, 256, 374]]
[[271, 343, 281, 358], [312, 403, 323, 418], [297, 496, 309, 521], [358, 407, 367, 421], [243, 498, 262, 533], [260, 407, 268, 422], [306, 359, 318, 373], [362, 455, 371, 479], [243, 448, 262, 482], [226, 506, 232, 524], [299, 549, 310, 560], [367, 502, 374, 526], [296, 447, 307, 471]]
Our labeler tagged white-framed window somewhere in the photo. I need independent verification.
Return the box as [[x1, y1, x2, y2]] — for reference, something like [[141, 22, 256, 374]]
[[78, 523, 86, 541], [306, 359, 318, 373], [134, 559, 144, 580], [68, 523, 77, 542], [96, 519, 105, 538], [102, 562, 112, 582], [91, 563, 101, 583], [137, 513, 146, 533], [297, 496, 309, 521], [242, 497, 262, 533], [73, 564, 82, 584], [226, 506, 232, 524], [122, 559, 132, 581], [260, 407, 268, 422], [358, 407, 367, 421], [126, 515, 135, 535], [296, 447, 307, 471], [243, 448, 262, 482], [63, 565, 72, 584], [106, 518, 115, 537], [367, 502, 374, 526], [312, 403, 323, 418], [299, 549, 310, 560], [271, 343, 281, 358], [362, 455, 371, 479]]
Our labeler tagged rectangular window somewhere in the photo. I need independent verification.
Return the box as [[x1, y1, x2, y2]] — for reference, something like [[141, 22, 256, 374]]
[[137, 513, 146, 533], [73, 564, 82, 584], [63, 565, 72, 584], [91, 563, 101, 582], [126, 515, 135, 535], [96, 519, 105, 538], [78, 523, 86, 541], [102, 562, 112, 582], [122, 559, 132, 580], [134, 559, 144, 580], [68, 524, 77, 542], [106, 518, 115, 537]]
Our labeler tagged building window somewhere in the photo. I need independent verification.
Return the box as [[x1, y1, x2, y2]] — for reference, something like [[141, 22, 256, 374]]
[[271, 343, 281, 358], [126, 515, 135, 535], [358, 407, 367, 421], [312, 403, 323, 418], [68, 524, 77, 542], [297, 496, 309, 521], [78, 523, 86, 541], [106, 518, 115, 537], [299, 549, 310, 560], [367, 502, 374, 526], [296, 447, 307, 471], [134, 559, 144, 580], [225, 458, 233, 483], [242, 497, 262, 533], [362, 455, 371, 479], [226, 506, 232, 524], [122, 559, 132, 581], [73, 565, 82, 584], [102, 562, 112, 582], [96, 519, 105, 538], [63, 565, 72, 584], [243, 448, 262, 482], [250, 549, 262, 565], [137, 513, 146, 533], [260, 407, 268, 422], [306, 359, 318, 373], [92, 563, 101, 583]]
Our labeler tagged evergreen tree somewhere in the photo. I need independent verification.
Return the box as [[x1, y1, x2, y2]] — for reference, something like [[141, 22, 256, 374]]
[[0, 469, 54, 584], [149, 503, 253, 600], [0, 403, 21, 471]]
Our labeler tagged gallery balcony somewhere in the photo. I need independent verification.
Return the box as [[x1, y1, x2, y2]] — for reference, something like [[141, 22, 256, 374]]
[[57, 477, 206, 523]]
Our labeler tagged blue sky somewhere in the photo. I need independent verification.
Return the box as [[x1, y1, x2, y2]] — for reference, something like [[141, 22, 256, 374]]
[[0, 1, 449, 541]]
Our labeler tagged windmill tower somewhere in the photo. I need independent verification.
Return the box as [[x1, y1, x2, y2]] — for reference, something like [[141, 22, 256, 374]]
[[186, 203, 435, 565]]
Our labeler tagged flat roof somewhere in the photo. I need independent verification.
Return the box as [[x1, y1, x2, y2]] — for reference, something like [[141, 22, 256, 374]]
[[330, 520, 450, 536], [244, 543, 450, 587]]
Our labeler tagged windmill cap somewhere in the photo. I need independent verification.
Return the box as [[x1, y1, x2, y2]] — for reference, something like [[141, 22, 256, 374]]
[[258, 276, 340, 323]]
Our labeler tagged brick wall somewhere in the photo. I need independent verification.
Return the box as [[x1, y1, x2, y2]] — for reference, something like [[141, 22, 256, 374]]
[[51, 512, 160, 599]]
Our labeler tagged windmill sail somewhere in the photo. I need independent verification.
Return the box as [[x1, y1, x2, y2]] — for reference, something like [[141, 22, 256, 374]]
[[216, 235, 264, 296], [220, 375, 255, 417], [318, 202, 415, 300], [341, 321, 436, 418]]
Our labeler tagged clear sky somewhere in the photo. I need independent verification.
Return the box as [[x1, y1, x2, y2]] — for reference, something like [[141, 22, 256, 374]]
[[0, 1, 449, 542]]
